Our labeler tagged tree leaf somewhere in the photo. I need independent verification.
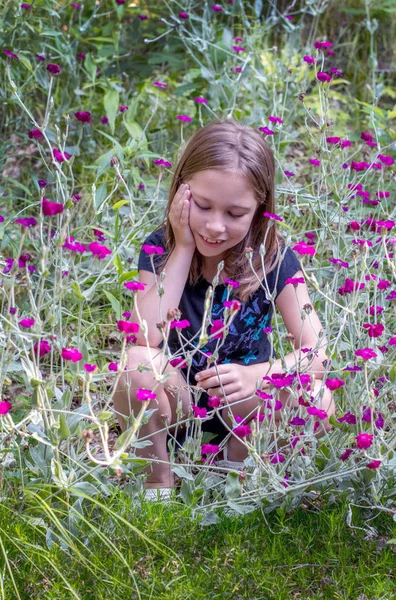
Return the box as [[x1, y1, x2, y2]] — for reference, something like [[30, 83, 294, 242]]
[[104, 88, 120, 135]]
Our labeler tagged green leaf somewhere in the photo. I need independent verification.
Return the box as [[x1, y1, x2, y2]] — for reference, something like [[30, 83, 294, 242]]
[[59, 414, 71, 441], [94, 183, 108, 211], [71, 281, 86, 301], [69, 482, 100, 498], [112, 199, 128, 210], [104, 88, 120, 134], [225, 471, 241, 500], [171, 465, 194, 481], [118, 270, 138, 284], [3, 178, 32, 196], [103, 290, 121, 319]]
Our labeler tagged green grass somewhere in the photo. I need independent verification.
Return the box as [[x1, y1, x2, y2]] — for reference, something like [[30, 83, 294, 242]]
[[1, 492, 395, 599]]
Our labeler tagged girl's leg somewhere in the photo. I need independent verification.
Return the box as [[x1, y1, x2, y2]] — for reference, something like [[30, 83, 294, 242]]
[[113, 345, 190, 488], [220, 379, 335, 462]]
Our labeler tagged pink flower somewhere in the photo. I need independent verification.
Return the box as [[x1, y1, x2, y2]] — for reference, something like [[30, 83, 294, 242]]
[[201, 444, 220, 455], [341, 139, 351, 148], [28, 128, 43, 140], [83, 363, 97, 372], [108, 362, 119, 371], [100, 115, 109, 124], [363, 323, 384, 338], [38, 179, 47, 187], [210, 319, 225, 340], [314, 41, 333, 49], [33, 340, 51, 356], [355, 348, 377, 360], [292, 241, 316, 256], [340, 448, 353, 461], [208, 395, 222, 408], [117, 320, 139, 334], [62, 347, 83, 362], [355, 432, 373, 449], [20, 3, 32, 8], [154, 81, 167, 88], [259, 126, 274, 135], [176, 115, 192, 122], [270, 452, 285, 464], [77, 52, 86, 59], [307, 406, 328, 420], [212, 4, 223, 11], [326, 136, 341, 144], [2, 50, 18, 60], [53, 149, 70, 163], [19, 317, 35, 328], [124, 281, 147, 292], [179, 11, 189, 19], [309, 158, 321, 166], [325, 378, 345, 390], [192, 404, 207, 418], [15, 217, 37, 228], [316, 72, 332, 83], [0, 401, 12, 415], [142, 243, 165, 255], [119, 105, 128, 112], [289, 416, 306, 426], [154, 159, 172, 167], [194, 96, 208, 104], [366, 460, 381, 469], [284, 170, 295, 177], [233, 424, 252, 438], [74, 111, 91, 123], [42, 198, 64, 216], [268, 115, 283, 124], [137, 14, 148, 20], [263, 211, 283, 222], [46, 63, 61, 76], [136, 388, 157, 401], [286, 277, 305, 285], [303, 55, 315, 64], [377, 154, 394, 166], [62, 236, 86, 253], [88, 241, 112, 259]]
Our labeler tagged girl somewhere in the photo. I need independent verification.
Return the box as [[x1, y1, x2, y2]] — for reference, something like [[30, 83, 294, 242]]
[[114, 119, 335, 500]]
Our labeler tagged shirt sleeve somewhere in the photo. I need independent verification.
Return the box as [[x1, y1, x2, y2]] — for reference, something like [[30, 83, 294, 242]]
[[137, 225, 167, 275], [264, 246, 302, 301]]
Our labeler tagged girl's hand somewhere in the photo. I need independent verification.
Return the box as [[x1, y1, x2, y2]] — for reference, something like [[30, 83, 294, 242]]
[[195, 363, 250, 405], [168, 183, 196, 251]]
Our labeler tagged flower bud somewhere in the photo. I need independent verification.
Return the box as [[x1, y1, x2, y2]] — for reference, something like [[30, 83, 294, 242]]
[[81, 429, 94, 440], [110, 156, 119, 166]]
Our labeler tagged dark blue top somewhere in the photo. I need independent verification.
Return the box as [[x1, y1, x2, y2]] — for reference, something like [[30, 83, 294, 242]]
[[137, 224, 302, 408]]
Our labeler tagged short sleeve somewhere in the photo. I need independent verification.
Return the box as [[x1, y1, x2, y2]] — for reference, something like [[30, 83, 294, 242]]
[[267, 246, 302, 300], [137, 225, 168, 275]]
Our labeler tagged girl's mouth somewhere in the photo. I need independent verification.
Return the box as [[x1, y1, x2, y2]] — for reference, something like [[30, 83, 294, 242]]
[[199, 234, 226, 246]]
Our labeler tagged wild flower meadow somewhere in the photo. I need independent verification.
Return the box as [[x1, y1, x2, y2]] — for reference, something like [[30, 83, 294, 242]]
[[0, 0, 395, 530]]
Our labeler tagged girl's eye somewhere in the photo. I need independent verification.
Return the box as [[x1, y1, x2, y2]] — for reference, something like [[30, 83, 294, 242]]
[[194, 201, 243, 219]]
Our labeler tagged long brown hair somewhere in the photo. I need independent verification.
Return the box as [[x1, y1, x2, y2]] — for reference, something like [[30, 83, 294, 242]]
[[154, 118, 286, 303]]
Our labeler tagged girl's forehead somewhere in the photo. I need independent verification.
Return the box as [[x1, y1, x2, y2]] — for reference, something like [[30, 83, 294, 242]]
[[188, 169, 255, 198]]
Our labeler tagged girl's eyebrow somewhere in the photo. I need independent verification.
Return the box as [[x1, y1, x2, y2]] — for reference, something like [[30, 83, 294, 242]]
[[194, 193, 251, 211]]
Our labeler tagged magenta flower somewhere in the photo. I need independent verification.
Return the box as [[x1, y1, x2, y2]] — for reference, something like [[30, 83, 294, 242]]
[[154, 159, 172, 167], [207, 395, 222, 408], [62, 236, 86, 253], [83, 363, 97, 372], [53, 149, 70, 163], [303, 55, 315, 64], [201, 444, 220, 455], [230, 66, 242, 72], [314, 41, 333, 49], [108, 362, 119, 372], [77, 52, 86, 60], [124, 281, 147, 292], [340, 448, 353, 461], [62, 347, 83, 362], [326, 136, 341, 144], [119, 105, 128, 112], [284, 170, 295, 177], [355, 432, 373, 450], [179, 11, 189, 19], [268, 115, 283, 124], [325, 378, 345, 390], [19, 317, 35, 328], [330, 68, 343, 77], [212, 4, 223, 11], [363, 323, 384, 338], [2, 50, 19, 61], [100, 116, 109, 124], [194, 96, 208, 104], [115, 0, 125, 4], [136, 388, 157, 401], [46, 63, 61, 76], [36, 54, 45, 61], [259, 126, 274, 135], [316, 72, 332, 83], [355, 347, 377, 360], [341, 139, 351, 148], [20, 3, 32, 8], [0, 401, 12, 415], [75, 111, 91, 123], [366, 460, 381, 469], [232, 45, 245, 52], [285, 277, 305, 286], [289, 416, 306, 426], [88, 241, 112, 259], [153, 81, 167, 88], [270, 452, 285, 464], [292, 241, 316, 256], [137, 14, 148, 19], [377, 154, 394, 166], [38, 179, 47, 187], [170, 319, 190, 330], [142, 243, 165, 255], [72, 193, 82, 202], [33, 340, 51, 356], [263, 211, 283, 222], [70, 3, 82, 7], [192, 404, 207, 418], [28, 128, 43, 140], [15, 217, 37, 228], [42, 198, 64, 216], [233, 424, 252, 438], [309, 158, 321, 166], [307, 406, 328, 420], [176, 115, 192, 123], [117, 320, 139, 334]]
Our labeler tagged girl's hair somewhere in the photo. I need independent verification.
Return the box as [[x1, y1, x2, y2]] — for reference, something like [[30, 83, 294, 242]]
[[154, 118, 286, 303]]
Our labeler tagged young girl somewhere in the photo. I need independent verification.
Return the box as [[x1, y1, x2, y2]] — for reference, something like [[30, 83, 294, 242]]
[[114, 119, 335, 500]]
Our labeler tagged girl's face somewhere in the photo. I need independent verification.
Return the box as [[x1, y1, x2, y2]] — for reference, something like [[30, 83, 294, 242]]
[[186, 169, 258, 269]]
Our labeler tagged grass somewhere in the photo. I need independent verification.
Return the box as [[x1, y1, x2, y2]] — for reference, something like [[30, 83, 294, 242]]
[[1, 492, 395, 599]]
